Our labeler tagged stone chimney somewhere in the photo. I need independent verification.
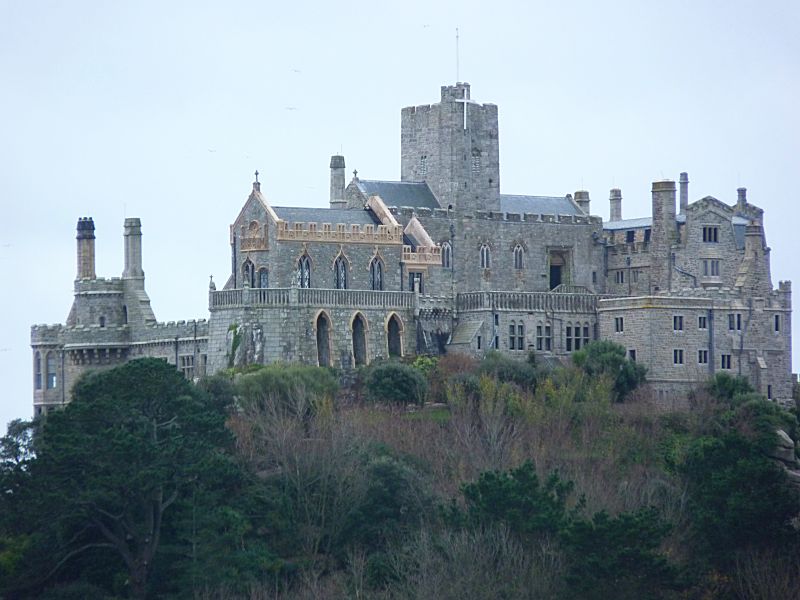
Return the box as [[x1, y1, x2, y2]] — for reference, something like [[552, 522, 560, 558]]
[[330, 155, 346, 209], [737, 187, 747, 209], [76, 217, 96, 280], [650, 180, 677, 293], [123, 218, 144, 280], [609, 188, 622, 221], [574, 190, 590, 214], [679, 172, 689, 214]]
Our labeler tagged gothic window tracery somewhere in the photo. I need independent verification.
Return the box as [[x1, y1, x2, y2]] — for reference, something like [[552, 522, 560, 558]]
[[442, 241, 452, 269], [298, 255, 311, 288], [369, 258, 383, 291], [513, 244, 524, 270], [334, 255, 348, 289], [480, 244, 491, 269], [242, 258, 255, 288]]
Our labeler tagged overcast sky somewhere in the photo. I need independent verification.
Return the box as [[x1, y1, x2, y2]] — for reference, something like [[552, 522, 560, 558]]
[[1, 0, 798, 428]]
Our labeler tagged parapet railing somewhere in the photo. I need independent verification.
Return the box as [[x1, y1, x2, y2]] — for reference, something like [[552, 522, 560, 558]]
[[456, 291, 607, 313], [210, 287, 415, 309]]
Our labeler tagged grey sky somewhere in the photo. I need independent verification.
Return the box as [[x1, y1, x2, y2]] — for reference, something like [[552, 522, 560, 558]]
[[2, 0, 798, 428]]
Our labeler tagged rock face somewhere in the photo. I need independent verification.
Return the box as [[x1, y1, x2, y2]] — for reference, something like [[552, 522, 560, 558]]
[[771, 429, 800, 492]]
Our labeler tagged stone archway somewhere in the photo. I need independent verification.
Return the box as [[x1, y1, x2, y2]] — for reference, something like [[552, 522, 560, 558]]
[[387, 314, 403, 358], [316, 312, 332, 367], [352, 313, 367, 366]]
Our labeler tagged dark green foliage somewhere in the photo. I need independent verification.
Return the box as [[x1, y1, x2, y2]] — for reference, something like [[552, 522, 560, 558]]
[[707, 372, 754, 402], [477, 351, 538, 391], [572, 340, 646, 401], [363, 360, 427, 405], [339, 451, 431, 553], [235, 362, 338, 417], [451, 461, 579, 538], [561, 508, 680, 599], [682, 431, 799, 568]]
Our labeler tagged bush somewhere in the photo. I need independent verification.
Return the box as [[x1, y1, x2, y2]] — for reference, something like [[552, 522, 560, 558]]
[[234, 363, 338, 417], [572, 340, 646, 402], [364, 361, 427, 406], [477, 351, 539, 392]]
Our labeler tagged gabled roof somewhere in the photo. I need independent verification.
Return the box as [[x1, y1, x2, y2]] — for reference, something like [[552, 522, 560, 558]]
[[356, 180, 439, 209], [499, 194, 582, 216], [272, 206, 380, 225]]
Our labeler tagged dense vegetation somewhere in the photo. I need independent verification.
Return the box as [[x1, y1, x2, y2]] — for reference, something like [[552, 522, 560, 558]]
[[1, 345, 799, 599]]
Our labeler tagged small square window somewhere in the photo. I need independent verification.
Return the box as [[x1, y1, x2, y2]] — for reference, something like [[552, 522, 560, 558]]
[[698, 315, 707, 329], [673, 315, 684, 331], [628, 349, 637, 362], [721, 354, 732, 370], [614, 317, 624, 333], [626, 230, 635, 243], [673, 349, 684, 365], [698, 349, 708, 364]]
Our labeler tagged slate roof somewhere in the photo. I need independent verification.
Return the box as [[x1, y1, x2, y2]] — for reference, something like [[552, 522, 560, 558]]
[[448, 320, 483, 345], [356, 180, 440, 209], [272, 206, 380, 225], [499, 194, 582, 216], [604, 215, 688, 231]]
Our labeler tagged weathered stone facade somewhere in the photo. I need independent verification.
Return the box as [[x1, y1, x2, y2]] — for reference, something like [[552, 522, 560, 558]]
[[31, 82, 794, 411]]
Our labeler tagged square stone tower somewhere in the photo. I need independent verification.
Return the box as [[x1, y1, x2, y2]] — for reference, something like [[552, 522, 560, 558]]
[[400, 83, 500, 213]]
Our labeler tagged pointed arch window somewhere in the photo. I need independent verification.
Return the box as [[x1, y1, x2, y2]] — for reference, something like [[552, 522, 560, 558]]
[[242, 259, 255, 288], [513, 244, 524, 270], [334, 255, 348, 289], [369, 258, 383, 291], [442, 242, 452, 269], [258, 267, 269, 289], [298, 255, 311, 288], [480, 244, 491, 269]]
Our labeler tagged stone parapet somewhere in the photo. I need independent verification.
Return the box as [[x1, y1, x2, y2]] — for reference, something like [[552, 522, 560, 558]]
[[275, 220, 403, 244], [457, 291, 604, 313]]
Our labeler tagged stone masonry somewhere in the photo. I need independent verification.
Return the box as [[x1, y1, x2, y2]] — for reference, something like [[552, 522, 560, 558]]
[[31, 82, 794, 411]]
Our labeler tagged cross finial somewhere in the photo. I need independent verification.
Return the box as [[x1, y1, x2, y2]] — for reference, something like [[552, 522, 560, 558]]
[[254, 170, 259, 183], [353, 169, 358, 179]]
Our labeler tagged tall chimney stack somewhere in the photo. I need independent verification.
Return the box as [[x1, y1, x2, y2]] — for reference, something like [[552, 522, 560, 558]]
[[574, 190, 590, 214], [609, 188, 622, 221], [76, 217, 96, 280], [650, 180, 677, 293], [330, 155, 346, 209], [737, 187, 747, 209], [679, 172, 689, 214], [123, 218, 144, 280]]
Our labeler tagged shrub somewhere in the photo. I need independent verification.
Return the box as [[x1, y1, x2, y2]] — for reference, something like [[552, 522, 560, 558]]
[[572, 340, 646, 402], [364, 361, 427, 406], [477, 351, 539, 392]]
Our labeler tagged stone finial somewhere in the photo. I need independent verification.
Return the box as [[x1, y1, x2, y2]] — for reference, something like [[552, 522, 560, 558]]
[[209, 275, 216, 291], [253, 170, 261, 193]]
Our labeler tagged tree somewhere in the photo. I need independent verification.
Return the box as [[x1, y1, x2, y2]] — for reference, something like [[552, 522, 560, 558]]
[[572, 340, 646, 402], [363, 361, 427, 406], [8, 358, 236, 598]]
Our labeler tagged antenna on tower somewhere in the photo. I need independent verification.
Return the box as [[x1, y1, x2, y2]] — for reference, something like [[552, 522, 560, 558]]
[[456, 27, 460, 82]]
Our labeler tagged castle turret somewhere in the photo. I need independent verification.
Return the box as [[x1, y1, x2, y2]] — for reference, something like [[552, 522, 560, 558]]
[[123, 218, 144, 280], [679, 172, 689, 214], [574, 190, 590, 214], [609, 188, 622, 221], [76, 217, 96, 280], [329, 155, 346, 209], [400, 82, 500, 213], [650, 180, 676, 293]]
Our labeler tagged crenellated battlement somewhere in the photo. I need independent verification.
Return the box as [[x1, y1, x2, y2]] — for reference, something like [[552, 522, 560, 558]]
[[275, 220, 403, 244]]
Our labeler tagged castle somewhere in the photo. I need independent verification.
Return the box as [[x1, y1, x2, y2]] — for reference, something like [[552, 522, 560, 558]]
[[31, 82, 793, 413]]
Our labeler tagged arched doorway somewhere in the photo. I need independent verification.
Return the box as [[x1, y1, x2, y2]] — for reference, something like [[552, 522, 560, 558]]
[[352, 313, 367, 366], [387, 314, 402, 358], [316, 312, 331, 367]]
